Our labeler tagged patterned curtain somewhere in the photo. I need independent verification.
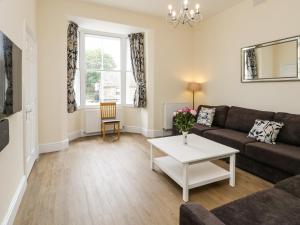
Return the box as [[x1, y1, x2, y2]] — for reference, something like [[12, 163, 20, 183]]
[[3, 36, 13, 115], [67, 22, 79, 113], [128, 33, 146, 108], [246, 48, 258, 79]]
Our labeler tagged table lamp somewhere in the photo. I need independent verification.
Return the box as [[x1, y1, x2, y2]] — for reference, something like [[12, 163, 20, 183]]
[[187, 82, 202, 109]]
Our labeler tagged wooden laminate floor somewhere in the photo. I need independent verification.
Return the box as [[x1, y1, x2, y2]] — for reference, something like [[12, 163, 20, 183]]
[[14, 133, 272, 225]]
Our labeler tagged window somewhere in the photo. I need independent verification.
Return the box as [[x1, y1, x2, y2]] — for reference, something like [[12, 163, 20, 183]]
[[76, 30, 137, 107], [85, 34, 121, 105]]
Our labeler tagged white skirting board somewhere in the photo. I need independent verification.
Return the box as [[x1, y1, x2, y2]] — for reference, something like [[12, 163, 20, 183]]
[[144, 129, 164, 138], [69, 126, 163, 140], [122, 126, 163, 138], [39, 139, 69, 154], [39, 127, 163, 154], [1, 176, 27, 225], [68, 130, 84, 142]]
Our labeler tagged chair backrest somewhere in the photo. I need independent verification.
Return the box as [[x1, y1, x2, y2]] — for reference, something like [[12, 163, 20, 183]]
[[100, 102, 117, 120]]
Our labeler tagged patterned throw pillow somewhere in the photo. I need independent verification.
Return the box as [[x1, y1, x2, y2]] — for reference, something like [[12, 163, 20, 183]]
[[248, 119, 284, 144], [197, 107, 216, 127]]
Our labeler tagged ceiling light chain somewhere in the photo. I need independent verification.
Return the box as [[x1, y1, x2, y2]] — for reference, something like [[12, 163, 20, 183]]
[[167, 0, 203, 27]]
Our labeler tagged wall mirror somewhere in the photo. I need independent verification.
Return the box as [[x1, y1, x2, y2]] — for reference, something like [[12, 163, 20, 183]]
[[241, 36, 300, 82]]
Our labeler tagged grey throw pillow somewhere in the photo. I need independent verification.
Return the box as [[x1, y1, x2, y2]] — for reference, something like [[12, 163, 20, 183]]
[[248, 119, 284, 144], [197, 107, 216, 127]]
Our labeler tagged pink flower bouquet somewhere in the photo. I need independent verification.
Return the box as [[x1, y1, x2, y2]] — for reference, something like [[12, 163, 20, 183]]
[[173, 107, 197, 133]]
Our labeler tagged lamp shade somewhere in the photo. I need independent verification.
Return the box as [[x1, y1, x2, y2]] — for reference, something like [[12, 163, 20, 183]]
[[187, 82, 201, 92]]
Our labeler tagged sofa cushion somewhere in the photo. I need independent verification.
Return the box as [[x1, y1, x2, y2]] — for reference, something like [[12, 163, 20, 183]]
[[196, 105, 229, 128], [211, 188, 300, 225], [225, 106, 274, 133], [203, 129, 256, 152], [273, 112, 300, 146], [190, 124, 220, 136], [245, 142, 300, 175], [235, 154, 292, 183], [275, 175, 300, 198]]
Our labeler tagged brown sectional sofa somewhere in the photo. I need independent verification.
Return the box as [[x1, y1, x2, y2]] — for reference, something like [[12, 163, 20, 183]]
[[180, 175, 300, 225], [173, 105, 300, 183]]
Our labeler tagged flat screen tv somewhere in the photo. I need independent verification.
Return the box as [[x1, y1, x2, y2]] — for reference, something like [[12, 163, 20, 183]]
[[0, 31, 22, 119]]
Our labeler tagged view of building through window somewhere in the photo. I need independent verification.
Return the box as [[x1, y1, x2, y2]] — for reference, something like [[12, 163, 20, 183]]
[[82, 33, 136, 106], [85, 35, 121, 104]]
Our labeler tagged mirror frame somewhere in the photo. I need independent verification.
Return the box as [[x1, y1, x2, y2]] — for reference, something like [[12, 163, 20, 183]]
[[241, 36, 300, 83]]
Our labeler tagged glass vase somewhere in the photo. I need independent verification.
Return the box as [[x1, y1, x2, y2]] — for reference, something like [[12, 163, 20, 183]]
[[182, 131, 188, 145]]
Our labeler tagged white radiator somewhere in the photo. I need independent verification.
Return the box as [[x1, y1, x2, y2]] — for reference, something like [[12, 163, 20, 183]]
[[83, 108, 123, 134], [163, 102, 190, 130]]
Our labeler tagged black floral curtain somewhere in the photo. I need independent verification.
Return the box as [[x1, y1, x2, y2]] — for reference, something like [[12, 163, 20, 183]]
[[128, 33, 146, 108], [3, 36, 13, 115], [246, 48, 258, 79], [67, 22, 79, 113]]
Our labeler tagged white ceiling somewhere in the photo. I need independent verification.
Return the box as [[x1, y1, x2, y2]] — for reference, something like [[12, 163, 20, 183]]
[[81, 0, 244, 19]]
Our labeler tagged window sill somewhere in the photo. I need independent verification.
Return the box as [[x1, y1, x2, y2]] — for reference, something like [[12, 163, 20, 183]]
[[81, 104, 134, 110]]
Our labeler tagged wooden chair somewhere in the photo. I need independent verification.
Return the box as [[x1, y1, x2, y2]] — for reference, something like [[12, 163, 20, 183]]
[[100, 102, 120, 141]]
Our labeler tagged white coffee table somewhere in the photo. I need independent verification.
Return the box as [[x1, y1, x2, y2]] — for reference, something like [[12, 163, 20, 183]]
[[148, 134, 239, 202]]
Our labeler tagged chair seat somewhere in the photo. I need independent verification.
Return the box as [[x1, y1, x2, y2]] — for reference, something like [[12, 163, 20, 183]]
[[102, 119, 120, 123]]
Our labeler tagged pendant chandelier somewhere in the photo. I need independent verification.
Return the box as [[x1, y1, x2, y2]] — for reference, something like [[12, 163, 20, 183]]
[[167, 0, 203, 27]]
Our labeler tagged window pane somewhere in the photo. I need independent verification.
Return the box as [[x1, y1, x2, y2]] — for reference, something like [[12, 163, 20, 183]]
[[100, 71, 121, 104], [85, 35, 120, 71], [126, 39, 133, 71], [85, 36, 101, 71], [126, 71, 136, 105], [102, 37, 120, 71], [85, 71, 100, 105]]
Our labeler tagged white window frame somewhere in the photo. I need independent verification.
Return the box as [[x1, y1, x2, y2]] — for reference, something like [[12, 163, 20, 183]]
[[77, 28, 135, 109], [74, 39, 81, 109]]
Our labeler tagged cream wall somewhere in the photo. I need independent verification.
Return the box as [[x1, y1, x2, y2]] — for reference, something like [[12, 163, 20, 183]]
[[257, 47, 274, 78], [68, 110, 82, 134], [194, 0, 300, 114], [37, 1, 69, 144], [41, 0, 300, 145], [256, 42, 296, 78], [38, 0, 194, 144], [0, 0, 36, 223], [273, 42, 297, 76]]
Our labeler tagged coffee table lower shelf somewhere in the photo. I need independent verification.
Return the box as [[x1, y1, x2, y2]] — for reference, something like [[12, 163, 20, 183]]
[[154, 156, 231, 199]]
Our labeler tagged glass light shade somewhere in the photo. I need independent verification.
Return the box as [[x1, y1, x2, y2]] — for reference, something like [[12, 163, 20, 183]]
[[190, 10, 195, 18], [166, 1, 203, 26], [172, 11, 177, 19]]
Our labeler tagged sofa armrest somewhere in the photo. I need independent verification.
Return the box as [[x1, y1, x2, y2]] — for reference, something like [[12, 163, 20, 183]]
[[274, 175, 300, 198], [180, 203, 226, 225]]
